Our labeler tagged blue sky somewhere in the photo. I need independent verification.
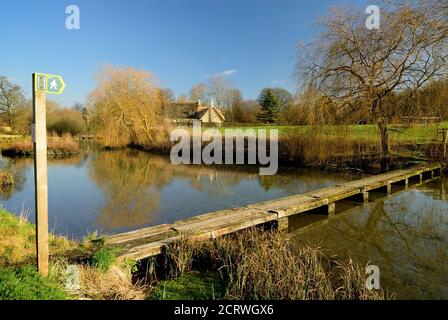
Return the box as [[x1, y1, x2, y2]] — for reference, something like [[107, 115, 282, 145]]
[[1, 0, 367, 107]]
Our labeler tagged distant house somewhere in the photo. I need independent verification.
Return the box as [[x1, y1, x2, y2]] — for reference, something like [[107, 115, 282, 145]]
[[165, 100, 225, 124]]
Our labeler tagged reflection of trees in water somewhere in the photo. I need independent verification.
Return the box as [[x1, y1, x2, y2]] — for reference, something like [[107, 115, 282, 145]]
[[87, 150, 350, 230], [88, 150, 166, 229], [88, 150, 261, 229], [294, 179, 448, 299]]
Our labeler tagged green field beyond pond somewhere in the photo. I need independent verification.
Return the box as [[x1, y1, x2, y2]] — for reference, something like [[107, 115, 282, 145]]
[[216, 122, 448, 144]]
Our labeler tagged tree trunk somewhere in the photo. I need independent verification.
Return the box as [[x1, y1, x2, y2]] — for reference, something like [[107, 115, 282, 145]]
[[377, 121, 390, 171], [378, 122, 389, 156], [8, 111, 14, 129]]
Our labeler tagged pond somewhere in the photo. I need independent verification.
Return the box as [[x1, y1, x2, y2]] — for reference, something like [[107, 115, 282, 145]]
[[0, 148, 354, 238], [291, 178, 448, 299], [1, 147, 446, 299]]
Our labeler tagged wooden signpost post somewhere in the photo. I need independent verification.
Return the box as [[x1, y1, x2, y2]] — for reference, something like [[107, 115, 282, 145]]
[[32, 73, 65, 275]]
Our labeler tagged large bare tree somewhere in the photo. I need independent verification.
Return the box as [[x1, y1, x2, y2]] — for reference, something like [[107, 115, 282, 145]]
[[206, 75, 234, 108], [297, 0, 448, 157]]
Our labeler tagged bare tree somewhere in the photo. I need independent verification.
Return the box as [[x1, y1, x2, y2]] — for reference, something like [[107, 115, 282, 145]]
[[189, 83, 208, 102], [297, 0, 448, 157], [0, 76, 25, 128], [81, 107, 90, 131], [206, 75, 234, 108], [259, 87, 293, 110], [224, 88, 244, 122]]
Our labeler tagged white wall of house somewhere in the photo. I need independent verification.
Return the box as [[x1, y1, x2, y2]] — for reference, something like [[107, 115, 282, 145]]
[[199, 108, 224, 123]]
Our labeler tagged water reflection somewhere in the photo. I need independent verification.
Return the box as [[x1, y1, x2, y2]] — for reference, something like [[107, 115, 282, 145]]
[[291, 178, 448, 299], [0, 158, 28, 200], [87, 149, 352, 231], [0, 148, 352, 237]]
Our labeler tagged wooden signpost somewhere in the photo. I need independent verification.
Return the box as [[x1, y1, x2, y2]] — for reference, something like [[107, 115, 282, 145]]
[[32, 73, 65, 275]]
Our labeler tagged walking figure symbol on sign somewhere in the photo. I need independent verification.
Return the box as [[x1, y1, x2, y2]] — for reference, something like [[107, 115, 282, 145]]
[[34, 73, 65, 95], [50, 79, 58, 91]]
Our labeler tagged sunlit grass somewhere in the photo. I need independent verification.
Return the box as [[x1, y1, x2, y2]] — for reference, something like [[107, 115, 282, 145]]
[[217, 122, 448, 144]]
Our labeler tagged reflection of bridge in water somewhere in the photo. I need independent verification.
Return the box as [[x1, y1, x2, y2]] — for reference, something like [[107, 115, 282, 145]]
[[289, 176, 443, 237], [106, 163, 443, 261]]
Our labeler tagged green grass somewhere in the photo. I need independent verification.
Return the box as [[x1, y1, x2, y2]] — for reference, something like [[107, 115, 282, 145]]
[[0, 210, 74, 300], [0, 209, 33, 237], [0, 266, 67, 300], [215, 122, 448, 144], [0, 209, 74, 267], [149, 271, 223, 300], [0, 209, 35, 266], [91, 247, 117, 273]]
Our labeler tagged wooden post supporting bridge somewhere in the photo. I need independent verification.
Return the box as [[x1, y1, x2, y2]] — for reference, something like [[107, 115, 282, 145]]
[[106, 163, 443, 261]]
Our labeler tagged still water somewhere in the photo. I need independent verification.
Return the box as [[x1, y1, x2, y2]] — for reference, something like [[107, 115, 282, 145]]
[[0, 148, 353, 238], [291, 179, 448, 299], [1, 148, 446, 299]]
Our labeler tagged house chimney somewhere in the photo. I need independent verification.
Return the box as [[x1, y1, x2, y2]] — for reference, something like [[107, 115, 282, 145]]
[[209, 100, 214, 122]]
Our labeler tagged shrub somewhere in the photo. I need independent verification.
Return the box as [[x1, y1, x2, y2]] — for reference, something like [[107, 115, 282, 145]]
[[48, 118, 83, 136], [1, 134, 79, 156], [46, 133, 79, 155]]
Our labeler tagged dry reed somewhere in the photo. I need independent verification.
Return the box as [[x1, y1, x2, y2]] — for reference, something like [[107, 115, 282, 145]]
[[164, 228, 389, 300], [2, 133, 79, 156]]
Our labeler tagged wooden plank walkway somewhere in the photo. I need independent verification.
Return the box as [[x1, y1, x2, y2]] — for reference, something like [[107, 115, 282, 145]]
[[106, 163, 443, 261]]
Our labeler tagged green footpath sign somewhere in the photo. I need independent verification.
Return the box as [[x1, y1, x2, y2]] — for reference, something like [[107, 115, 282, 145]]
[[34, 73, 65, 94]]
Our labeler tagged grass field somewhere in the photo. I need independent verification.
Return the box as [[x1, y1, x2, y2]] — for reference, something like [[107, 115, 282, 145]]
[[216, 122, 448, 144]]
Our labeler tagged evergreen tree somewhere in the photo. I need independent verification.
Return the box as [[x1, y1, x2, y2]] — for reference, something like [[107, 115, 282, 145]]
[[257, 89, 280, 124]]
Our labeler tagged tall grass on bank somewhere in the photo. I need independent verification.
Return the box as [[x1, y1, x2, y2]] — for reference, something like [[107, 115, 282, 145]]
[[278, 126, 419, 168], [157, 228, 388, 300], [1, 133, 79, 157], [104, 123, 425, 169], [279, 127, 376, 164]]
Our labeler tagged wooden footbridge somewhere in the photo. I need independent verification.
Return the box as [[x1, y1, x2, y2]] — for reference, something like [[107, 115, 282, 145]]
[[106, 163, 443, 261]]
